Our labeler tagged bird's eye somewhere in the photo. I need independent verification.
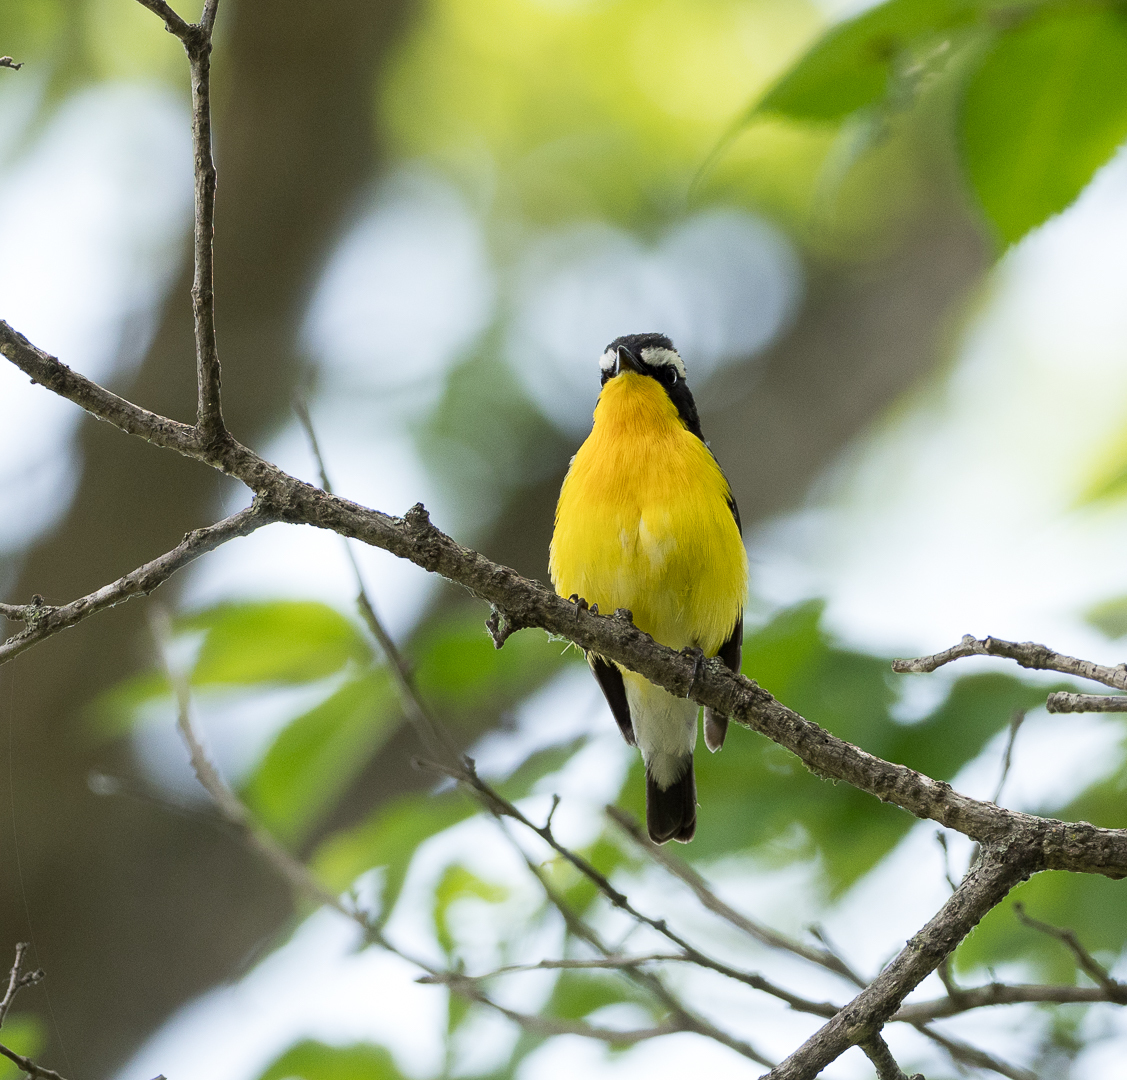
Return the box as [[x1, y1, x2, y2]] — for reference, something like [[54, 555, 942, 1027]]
[[661, 366, 678, 387]]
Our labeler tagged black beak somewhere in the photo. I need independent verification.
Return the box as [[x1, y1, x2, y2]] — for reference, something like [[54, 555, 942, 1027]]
[[616, 345, 643, 375]]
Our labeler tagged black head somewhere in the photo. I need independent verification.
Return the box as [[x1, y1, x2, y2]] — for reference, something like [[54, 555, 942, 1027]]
[[599, 332, 703, 439]]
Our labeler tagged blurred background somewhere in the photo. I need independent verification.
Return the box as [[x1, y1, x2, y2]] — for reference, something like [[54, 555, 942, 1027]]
[[4, 0, 1127, 1076]]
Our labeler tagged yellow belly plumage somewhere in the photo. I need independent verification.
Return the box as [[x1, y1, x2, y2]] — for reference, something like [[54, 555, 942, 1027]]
[[549, 372, 747, 656]]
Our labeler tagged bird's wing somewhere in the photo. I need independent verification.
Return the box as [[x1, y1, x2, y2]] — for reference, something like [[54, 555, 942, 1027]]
[[705, 488, 743, 753], [589, 654, 636, 746]]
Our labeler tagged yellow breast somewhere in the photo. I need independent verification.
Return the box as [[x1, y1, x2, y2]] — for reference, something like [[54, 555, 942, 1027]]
[[549, 372, 747, 656]]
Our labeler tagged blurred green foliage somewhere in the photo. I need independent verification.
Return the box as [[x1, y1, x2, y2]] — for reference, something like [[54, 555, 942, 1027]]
[[0, 1015, 45, 1080], [30, 0, 1127, 1068], [100, 587, 1127, 1072], [257, 1040, 406, 1080], [746, 0, 1127, 246]]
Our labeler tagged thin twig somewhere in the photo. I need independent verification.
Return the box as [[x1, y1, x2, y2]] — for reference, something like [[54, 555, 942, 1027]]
[[150, 608, 363, 923], [1, 503, 273, 666], [0, 57, 23, 71], [504, 823, 777, 1067], [913, 1022, 1036, 1080], [292, 399, 458, 765], [895, 979, 1127, 1021], [151, 607, 699, 1053], [1014, 903, 1127, 997], [992, 710, 1025, 804], [418, 954, 688, 981], [0, 944, 43, 1028], [0, 945, 64, 1080], [607, 805, 866, 986], [1046, 692, 1127, 713], [935, 832, 959, 892]]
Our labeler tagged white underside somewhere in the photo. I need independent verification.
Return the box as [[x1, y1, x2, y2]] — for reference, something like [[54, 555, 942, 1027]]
[[623, 671, 698, 788]]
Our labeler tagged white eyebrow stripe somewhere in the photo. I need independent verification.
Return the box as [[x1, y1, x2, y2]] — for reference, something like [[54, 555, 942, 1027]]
[[599, 349, 617, 372], [639, 346, 686, 379]]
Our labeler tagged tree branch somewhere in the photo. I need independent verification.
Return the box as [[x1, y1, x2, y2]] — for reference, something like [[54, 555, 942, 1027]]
[[1046, 692, 1127, 713], [1, 503, 274, 665], [859, 1032, 922, 1080], [893, 634, 1127, 692], [0, 57, 23, 71], [765, 844, 1031, 1079], [133, 0, 224, 436], [6, 321, 1127, 884]]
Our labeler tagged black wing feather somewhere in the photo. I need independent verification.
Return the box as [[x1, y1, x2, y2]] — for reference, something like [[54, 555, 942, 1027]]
[[589, 654, 635, 746]]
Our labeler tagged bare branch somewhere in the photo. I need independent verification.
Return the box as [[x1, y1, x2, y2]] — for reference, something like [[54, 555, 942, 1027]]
[[1013, 902, 1127, 996], [606, 805, 865, 986], [859, 1032, 922, 1080], [0, 57, 23, 71], [134, 0, 224, 435], [1, 320, 206, 456], [894, 634, 1127, 692], [1, 503, 274, 665], [417, 954, 688, 981], [0, 944, 43, 1028], [150, 609, 364, 923], [764, 844, 1030, 1079], [183, 5, 222, 438], [1047, 692, 1127, 713], [0, 945, 65, 1080], [420, 967, 685, 1043]]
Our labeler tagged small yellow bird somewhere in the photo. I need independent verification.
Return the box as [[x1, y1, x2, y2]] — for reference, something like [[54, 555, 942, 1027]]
[[550, 333, 748, 843]]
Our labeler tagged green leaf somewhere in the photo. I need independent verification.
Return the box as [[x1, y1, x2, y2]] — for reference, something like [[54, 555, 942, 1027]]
[[546, 969, 651, 1023], [755, 0, 982, 122], [961, 6, 1127, 244], [412, 612, 573, 723], [186, 601, 370, 686], [257, 1040, 404, 1080], [312, 792, 474, 916], [87, 669, 171, 737], [0, 1014, 45, 1080], [244, 671, 397, 844]]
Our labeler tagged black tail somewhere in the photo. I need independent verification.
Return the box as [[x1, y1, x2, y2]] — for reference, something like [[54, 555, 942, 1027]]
[[645, 757, 696, 844]]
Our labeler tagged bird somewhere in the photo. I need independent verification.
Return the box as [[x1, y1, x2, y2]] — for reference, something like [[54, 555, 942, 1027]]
[[549, 333, 748, 844]]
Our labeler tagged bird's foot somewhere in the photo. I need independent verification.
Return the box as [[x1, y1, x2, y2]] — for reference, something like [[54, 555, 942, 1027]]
[[567, 595, 598, 620], [681, 646, 706, 699]]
